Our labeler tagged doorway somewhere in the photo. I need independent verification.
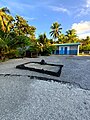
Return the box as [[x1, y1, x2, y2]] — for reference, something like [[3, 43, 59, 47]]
[[64, 47, 67, 54]]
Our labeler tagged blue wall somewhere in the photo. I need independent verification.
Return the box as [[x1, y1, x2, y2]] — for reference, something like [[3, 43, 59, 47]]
[[53, 44, 79, 55], [55, 50, 77, 55], [69, 50, 77, 55]]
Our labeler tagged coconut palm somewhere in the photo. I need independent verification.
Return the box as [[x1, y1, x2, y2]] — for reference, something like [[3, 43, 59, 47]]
[[1, 7, 10, 13], [65, 29, 79, 43], [58, 33, 67, 43], [38, 33, 47, 44], [0, 7, 10, 31], [0, 7, 14, 33], [49, 22, 62, 41]]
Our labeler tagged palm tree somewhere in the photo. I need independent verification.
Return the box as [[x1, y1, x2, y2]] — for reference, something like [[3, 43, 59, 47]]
[[1, 7, 10, 13], [38, 33, 47, 44], [49, 22, 62, 41], [0, 7, 10, 31], [65, 29, 79, 43], [0, 7, 14, 33], [58, 33, 67, 43]]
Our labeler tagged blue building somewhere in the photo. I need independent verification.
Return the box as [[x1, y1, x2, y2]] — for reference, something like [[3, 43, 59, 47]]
[[53, 43, 80, 55]]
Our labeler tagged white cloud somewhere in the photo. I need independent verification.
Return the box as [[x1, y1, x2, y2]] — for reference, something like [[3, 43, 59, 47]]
[[49, 5, 70, 14], [76, 0, 90, 17], [72, 21, 90, 34], [23, 16, 36, 21], [78, 32, 90, 39], [86, 0, 90, 8], [71, 21, 90, 39]]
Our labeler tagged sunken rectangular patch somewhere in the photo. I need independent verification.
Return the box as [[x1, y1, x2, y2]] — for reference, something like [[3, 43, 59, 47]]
[[16, 60, 63, 77]]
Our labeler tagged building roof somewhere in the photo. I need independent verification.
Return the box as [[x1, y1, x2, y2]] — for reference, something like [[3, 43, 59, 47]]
[[54, 43, 80, 46]]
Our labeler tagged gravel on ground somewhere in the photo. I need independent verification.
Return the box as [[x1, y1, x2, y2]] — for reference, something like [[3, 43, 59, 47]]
[[0, 55, 90, 120]]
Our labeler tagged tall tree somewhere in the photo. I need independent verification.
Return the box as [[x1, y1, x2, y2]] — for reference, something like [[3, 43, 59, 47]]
[[0, 7, 14, 33], [49, 22, 62, 41], [38, 33, 48, 44], [14, 15, 36, 38], [14, 15, 28, 35], [58, 33, 67, 43], [65, 29, 79, 43]]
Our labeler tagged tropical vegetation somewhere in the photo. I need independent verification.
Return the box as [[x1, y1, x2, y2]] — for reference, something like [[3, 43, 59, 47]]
[[49, 22, 62, 41], [0, 7, 90, 61]]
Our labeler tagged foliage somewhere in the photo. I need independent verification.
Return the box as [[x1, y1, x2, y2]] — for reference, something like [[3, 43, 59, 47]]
[[0, 7, 36, 60], [49, 22, 62, 41], [38, 33, 48, 44], [58, 33, 67, 43], [6, 49, 19, 58], [0, 7, 14, 33], [0, 6, 90, 61], [56, 29, 80, 45], [28, 40, 40, 53], [65, 29, 79, 43], [43, 43, 56, 55], [37, 33, 56, 55], [14, 15, 36, 38], [0, 38, 8, 60], [80, 36, 90, 51], [15, 35, 30, 47], [0, 38, 8, 49]]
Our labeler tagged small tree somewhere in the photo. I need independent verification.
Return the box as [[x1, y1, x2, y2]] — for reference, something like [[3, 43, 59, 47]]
[[80, 36, 90, 51]]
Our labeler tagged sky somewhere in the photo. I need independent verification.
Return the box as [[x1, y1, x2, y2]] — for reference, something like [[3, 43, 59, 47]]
[[0, 0, 90, 39]]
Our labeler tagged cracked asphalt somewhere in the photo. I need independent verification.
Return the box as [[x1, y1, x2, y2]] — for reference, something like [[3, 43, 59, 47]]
[[0, 55, 90, 120]]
